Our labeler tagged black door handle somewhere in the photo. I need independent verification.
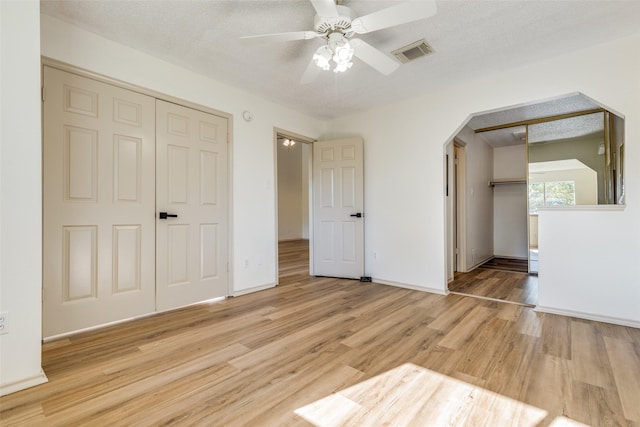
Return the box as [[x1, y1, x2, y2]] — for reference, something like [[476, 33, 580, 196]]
[[350, 213, 362, 218], [159, 212, 178, 219]]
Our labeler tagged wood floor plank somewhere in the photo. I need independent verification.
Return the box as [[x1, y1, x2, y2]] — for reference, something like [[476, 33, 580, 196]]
[[603, 336, 640, 422], [437, 305, 495, 350], [525, 353, 575, 421], [515, 308, 543, 338], [245, 364, 364, 426], [455, 317, 512, 380], [540, 312, 572, 359], [569, 382, 628, 427], [570, 320, 616, 389], [485, 328, 538, 400]]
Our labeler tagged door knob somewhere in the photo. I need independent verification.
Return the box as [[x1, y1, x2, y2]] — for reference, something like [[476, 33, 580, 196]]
[[159, 212, 178, 219], [350, 213, 362, 218]]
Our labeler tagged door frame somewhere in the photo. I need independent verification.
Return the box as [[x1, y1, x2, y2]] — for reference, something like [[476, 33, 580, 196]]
[[445, 138, 468, 285], [454, 141, 468, 273], [41, 58, 235, 337], [273, 128, 316, 283]]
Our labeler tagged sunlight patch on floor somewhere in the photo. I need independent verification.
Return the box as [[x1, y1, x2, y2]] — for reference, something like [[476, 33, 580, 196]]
[[548, 416, 591, 427], [295, 363, 550, 426]]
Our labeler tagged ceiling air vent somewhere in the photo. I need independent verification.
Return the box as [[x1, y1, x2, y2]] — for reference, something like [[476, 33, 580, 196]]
[[392, 39, 434, 64]]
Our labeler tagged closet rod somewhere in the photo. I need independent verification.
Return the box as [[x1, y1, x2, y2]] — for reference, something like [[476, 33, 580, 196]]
[[488, 179, 526, 187]]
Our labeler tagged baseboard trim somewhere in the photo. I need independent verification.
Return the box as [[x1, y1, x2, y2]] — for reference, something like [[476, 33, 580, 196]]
[[535, 305, 640, 329], [492, 255, 528, 261], [1, 370, 48, 396], [373, 278, 448, 295], [232, 283, 276, 297]]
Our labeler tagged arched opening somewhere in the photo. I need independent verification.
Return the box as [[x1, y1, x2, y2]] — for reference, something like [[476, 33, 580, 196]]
[[444, 93, 625, 306]]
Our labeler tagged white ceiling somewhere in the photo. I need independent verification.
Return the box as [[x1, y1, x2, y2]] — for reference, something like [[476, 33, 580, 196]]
[[40, 0, 640, 120]]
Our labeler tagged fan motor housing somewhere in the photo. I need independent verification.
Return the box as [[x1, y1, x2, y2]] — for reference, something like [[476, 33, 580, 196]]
[[314, 5, 355, 36]]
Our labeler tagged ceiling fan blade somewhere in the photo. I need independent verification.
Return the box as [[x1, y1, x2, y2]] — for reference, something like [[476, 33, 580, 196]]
[[300, 57, 321, 84], [351, 39, 400, 75], [309, 0, 339, 18], [240, 31, 319, 44], [351, 0, 437, 34]]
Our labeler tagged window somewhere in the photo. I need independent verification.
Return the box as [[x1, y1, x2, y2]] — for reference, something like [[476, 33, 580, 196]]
[[529, 181, 576, 213]]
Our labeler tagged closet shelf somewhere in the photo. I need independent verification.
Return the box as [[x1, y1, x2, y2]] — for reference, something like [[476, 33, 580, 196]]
[[488, 178, 526, 187]]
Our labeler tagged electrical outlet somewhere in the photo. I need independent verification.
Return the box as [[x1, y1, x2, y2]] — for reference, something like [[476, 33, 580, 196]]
[[0, 312, 9, 335]]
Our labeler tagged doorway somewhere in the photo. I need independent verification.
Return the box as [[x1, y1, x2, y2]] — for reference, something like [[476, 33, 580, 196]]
[[446, 141, 467, 282], [275, 130, 314, 282], [444, 116, 535, 307], [275, 133, 366, 282]]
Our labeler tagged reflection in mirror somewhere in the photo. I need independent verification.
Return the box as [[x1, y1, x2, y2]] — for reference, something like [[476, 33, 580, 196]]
[[526, 110, 625, 273], [528, 112, 606, 204], [528, 111, 625, 206]]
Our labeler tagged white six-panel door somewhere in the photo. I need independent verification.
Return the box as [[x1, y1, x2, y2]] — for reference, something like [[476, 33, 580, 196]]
[[313, 137, 364, 279], [155, 100, 228, 311], [43, 67, 156, 337]]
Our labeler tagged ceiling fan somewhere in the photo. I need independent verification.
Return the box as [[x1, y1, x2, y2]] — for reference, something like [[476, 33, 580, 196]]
[[240, 0, 437, 83]]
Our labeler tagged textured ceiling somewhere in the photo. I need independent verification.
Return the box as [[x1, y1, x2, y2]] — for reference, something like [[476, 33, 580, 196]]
[[466, 94, 600, 132], [528, 112, 604, 144], [471, 94, 604, 147], [40, 0, 640, 120]]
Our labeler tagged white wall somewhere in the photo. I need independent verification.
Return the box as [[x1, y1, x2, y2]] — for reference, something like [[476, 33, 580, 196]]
[[0, 1, 48, 395], [538, 207, 639, 326], [457, 127, 494, 268], [40, 15, 326, 294], [326, 31, 640, 327], [277, 142, 303, 241], [493, 145, 528, 258]]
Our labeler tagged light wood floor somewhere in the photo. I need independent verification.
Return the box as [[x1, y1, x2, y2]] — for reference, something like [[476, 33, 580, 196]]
[[278, 239, 310, 280], [1, 239, 639, 426], [449, 267, 538, 307]]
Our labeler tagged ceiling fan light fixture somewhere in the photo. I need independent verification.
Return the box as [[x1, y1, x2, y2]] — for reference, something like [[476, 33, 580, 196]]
[[333, 59, 353, 73], [311, 32, 354, 73], [327, 32, 348, 51], [313, 45, 333, 70], [333, 42, 354, 62]]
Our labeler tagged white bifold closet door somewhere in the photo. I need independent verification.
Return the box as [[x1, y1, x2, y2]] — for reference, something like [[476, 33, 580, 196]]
[[43, 68, 230, 338], [155, 100, 229, 311], [43, 66, 156, 338]]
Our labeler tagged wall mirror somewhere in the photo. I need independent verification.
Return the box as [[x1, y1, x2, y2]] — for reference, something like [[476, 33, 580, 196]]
[[528, 111, 625, 209], [527, 110, 625, 273]]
